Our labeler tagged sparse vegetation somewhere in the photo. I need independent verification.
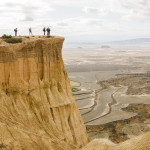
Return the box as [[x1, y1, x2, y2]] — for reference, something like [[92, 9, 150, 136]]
[[25, 36, 30, 38], [1, 34, 22, 44], [1, 34, 12, 39], [5, 37, 22, 44], [46, 35, 52, 38]]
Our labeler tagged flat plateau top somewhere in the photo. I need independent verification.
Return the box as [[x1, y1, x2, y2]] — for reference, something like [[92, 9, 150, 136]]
[[0, 35, 64, 47]]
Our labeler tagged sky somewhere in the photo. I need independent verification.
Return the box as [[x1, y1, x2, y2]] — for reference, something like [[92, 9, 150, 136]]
[[0, 0, 150, 43]]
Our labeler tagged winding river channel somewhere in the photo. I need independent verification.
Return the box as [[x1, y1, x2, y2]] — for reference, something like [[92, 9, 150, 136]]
[[73, 82, 150, 125]]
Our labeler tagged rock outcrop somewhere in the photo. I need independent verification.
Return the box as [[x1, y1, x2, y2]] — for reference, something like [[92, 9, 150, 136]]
[[82, 131, 150, 150], [0, 36, 88, 150]]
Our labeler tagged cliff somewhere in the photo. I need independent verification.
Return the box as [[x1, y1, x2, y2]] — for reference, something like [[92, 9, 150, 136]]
[[0, 36, 88, 150]]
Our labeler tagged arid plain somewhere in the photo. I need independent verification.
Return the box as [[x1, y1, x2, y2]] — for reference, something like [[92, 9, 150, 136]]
[[63, 45, 150, 143]]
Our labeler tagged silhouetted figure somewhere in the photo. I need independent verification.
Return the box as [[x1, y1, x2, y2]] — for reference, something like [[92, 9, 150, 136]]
[[43, 27, 46, 35], [29, 27, 32, 35], [14, 28, 17, 36], [46, 27, 50, 36]]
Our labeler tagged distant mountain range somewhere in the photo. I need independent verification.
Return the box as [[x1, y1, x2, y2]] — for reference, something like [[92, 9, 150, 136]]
[[106, 38, 150, 45], [64, 38, 150, 48]]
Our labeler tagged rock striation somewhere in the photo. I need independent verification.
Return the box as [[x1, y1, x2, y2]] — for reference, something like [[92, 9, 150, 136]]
[[0, 36, 88, 150]]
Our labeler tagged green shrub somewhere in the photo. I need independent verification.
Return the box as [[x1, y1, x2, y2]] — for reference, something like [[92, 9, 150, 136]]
[[1, 34, 12, 39], [25, 36, 30, 38], [1, 34, 22, 44], [46, 35, 52, 38], [5, 37, 22, 44]]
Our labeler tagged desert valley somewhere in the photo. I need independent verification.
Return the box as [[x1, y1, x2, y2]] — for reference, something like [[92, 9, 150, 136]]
[[63, 44, 150, 143]]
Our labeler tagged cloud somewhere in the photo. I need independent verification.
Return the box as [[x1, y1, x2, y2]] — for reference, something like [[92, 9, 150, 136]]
[[5, 2, 22, 7], [86, 19, 103, 26], [83, 7, 99, 14], [21, 5, 40, 21], [120, 0, 150, 21], [21, 16, 34, 21], [0, 1, 54, 22], [55, 17, 103, 28], [83, 7, 107, 15], [57, 22, 69, 26], [53, 17, 105, 37]]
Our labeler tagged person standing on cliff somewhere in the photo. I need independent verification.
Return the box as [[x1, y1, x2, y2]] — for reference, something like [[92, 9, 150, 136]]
[[43, 27, 46, 35], [14, 28, 17, 36], [46, 27, 50, 36], [29, 27, 32, 35]]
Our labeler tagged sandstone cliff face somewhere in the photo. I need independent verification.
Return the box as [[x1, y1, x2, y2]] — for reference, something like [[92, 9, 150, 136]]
[[0, 36, 88, 150]]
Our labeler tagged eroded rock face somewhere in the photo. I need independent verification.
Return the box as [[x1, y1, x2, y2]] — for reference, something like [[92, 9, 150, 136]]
[[0, 36, 88, 150]]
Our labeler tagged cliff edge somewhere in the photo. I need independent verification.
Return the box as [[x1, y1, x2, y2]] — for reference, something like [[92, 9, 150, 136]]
[[0, 36, 88, 150]]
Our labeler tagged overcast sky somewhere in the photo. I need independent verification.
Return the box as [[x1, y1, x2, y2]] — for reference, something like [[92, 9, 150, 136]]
[[0, 0, 150, 43]]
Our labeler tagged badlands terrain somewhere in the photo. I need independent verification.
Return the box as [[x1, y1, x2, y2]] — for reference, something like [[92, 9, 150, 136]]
[[63, 45, 150, 143], [0, 35, 150, 150]]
